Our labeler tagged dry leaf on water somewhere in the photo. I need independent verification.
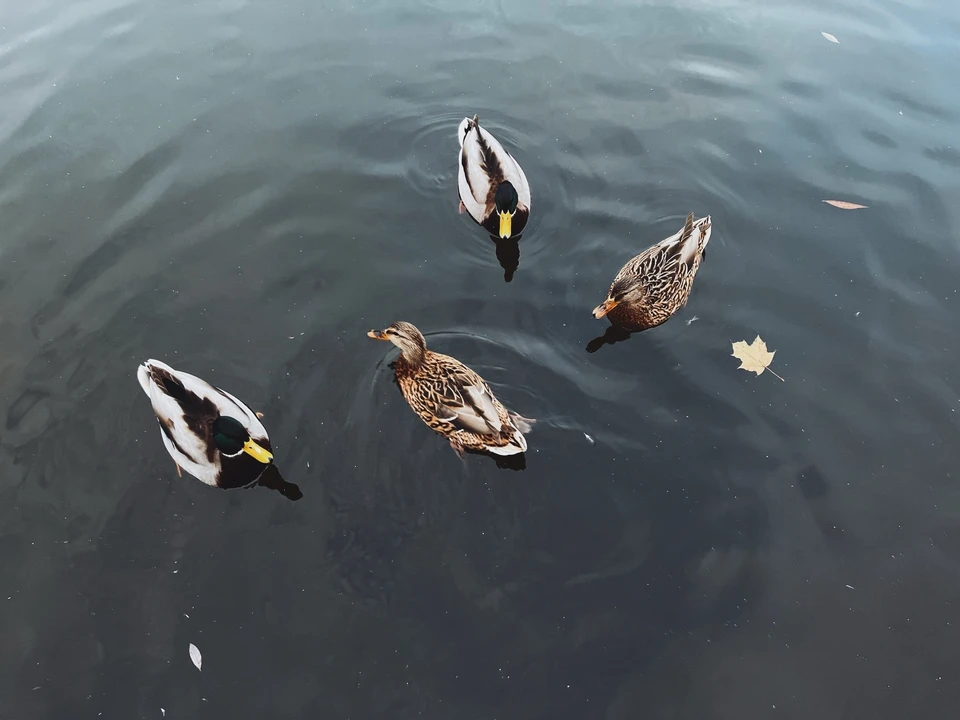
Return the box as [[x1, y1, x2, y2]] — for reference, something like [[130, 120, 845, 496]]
[[823, 200, 868, 210], [821, 32, 840, 43], [731, 336, 784, 381], [189, 643, 202, 671]]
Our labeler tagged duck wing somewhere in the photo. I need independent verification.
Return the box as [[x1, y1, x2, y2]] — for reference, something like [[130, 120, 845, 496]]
[[415, 354, 529, 455], [426, 360, 504, 436], [140, 359, 267, 437]]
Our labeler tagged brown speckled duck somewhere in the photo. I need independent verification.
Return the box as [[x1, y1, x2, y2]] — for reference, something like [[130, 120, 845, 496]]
[[367, 321, 533, 457], [593, 212, 712, 331]]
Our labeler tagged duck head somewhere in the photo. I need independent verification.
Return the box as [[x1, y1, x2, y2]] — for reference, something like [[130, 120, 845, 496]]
[[593, 276, 646, 319], [367, 321, 428, 365], [494, 181, 519, 239], [213, 416, 273, 463]]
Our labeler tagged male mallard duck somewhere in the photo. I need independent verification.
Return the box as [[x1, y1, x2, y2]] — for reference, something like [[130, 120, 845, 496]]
[[457, 115, 531, 239], [367, 321, 533, 456], [137, 359, 274, 488], [593, 213, 712, 331]]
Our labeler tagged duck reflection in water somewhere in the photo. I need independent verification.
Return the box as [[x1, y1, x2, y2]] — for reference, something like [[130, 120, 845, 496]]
[[256, 465, 303, 501], [586, 324, 636, 354], [491, 233, 521, 282]]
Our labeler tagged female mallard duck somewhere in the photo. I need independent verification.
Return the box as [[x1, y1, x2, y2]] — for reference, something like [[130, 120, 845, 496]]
[[367, 321, 533, 456], [457, 115, 531, 239], [593, 212, 712, 331], [137, 359, 274, 488]]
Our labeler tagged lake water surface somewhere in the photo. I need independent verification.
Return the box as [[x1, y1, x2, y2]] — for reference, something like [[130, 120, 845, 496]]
[[2, 0, 960, 718]]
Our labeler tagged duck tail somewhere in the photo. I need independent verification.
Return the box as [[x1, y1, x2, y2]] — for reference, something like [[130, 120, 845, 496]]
[[458, 114, 480, 147], [483, 413, 534, 456], [699, 215, 712, 247], [509, 412, 535, 435], [486, 431, 526, 456], [679, 213, 712, 265], [694, 214, 713, 257], [137, 362, 152, 395], [138, 358, 172, 395]]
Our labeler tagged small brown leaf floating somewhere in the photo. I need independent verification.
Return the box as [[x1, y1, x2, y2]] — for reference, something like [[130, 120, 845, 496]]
[[823, 200, 868, 210], [731, 336, 784, 382]]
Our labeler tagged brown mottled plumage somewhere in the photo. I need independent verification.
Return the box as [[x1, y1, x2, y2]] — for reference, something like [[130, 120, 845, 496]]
[[593, 212, 712, 331], [367, 321, 533, 457]]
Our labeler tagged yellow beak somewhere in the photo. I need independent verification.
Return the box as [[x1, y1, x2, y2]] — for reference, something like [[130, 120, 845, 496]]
[[242, 438, 274, 464], [498, 211, 513, 239], [593, 299, 619, 319]]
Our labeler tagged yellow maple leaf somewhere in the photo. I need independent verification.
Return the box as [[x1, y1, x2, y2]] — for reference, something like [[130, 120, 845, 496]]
[[731, 336, 784, 381]]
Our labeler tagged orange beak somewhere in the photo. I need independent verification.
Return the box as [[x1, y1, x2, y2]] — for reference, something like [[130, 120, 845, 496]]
[[367, 330, 388, 340], [593, 299, 618, 319]]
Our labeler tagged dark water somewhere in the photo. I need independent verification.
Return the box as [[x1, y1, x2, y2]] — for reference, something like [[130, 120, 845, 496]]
[[3, 0, 960, 717]]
